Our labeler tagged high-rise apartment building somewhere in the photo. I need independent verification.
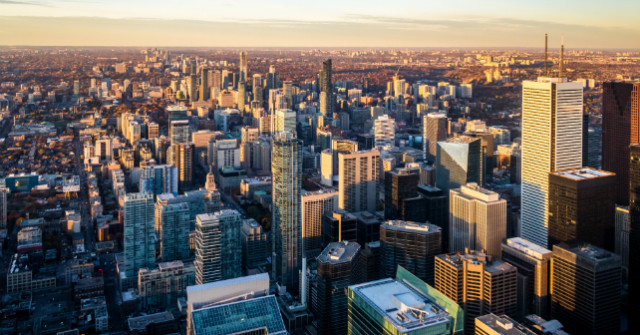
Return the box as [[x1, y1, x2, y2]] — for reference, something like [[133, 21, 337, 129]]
[[169, 119, 190, 145], [601, 82, 640, 205], [166, 143, 193, 191], [194, 210, 242, 285], [155, 202, 190, 262], [271, 131, 303, 295], [521, 77, 583, 248], [449, 183, 506, 257], [241, 219, 267, 270], [338, 150, 379, 213], [123, 193, 156, 277], [139, 164, 178, 196], [501, 237, 552, 319], [423, 112, 448, 162], [137, 260, 195, 309], [200, 67, 209, 101], [320, 59, 332, 117], [380, 220, 441, 285], [0, 187, 7, 230], [548, 168, 616, 250], [301, 189, 338, 257], [273, 109, 296, 133], [551, 243, 621, 335], [239, 51, 248, 82], [435, 249, 517, 331], [436, 136, 481, 193], [315, 241, 361, 335], [373, 114, 395, 147]]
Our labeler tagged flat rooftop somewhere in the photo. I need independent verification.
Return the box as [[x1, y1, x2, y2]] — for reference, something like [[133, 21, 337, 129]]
[[503, 237, 552, 260], [476, 314, 536, 335], [552, 167, 614, 180], [382, 220, 441, 234], [128, 311, 174, 331], [317, 241, 361, 264], [349, 278, 452, 333], [437, 250, 516, 274]]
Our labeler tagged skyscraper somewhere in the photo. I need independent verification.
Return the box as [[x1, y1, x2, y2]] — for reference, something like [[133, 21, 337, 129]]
[[200, 67, 209, 101], [547, 168, 616, 250], [169, 119, 190, 145], [423, 112, 447, 162], [239, 51, 248, 83], [501, 237, 552, 319], [123, 193, 156, 277], [384, 168, 425, 221], [628, 144, 640, 331], [601, 82, 640, 205], [436, 136, 481, 193], [435, 249, 517, 332], [273, 109, 296, 133], [373, 114, 395, 147], [271, 131, 303, 295], [0, 187, 7, 230], [301, 189, 338, 258], [338, 150, 379, 213], [322, 210, 358, 245], [449, 183, 506, 257], [166, 143, 193, 191], [237, 81, 246, 113], [380, 220, 441, 285], [320, 59, 332, 117], [315, 241, 361, 335], [521, 77, 583, 248], [155, 202, 190, 262], [550, 243, 621, 335], [194, 210, 243, 285]]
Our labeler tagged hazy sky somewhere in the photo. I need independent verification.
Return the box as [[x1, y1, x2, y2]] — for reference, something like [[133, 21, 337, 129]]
[[1, 0, 639, 48]]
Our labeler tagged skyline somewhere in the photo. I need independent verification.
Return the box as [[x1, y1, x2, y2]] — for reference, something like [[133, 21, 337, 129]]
[[1, 0, 640, 48]]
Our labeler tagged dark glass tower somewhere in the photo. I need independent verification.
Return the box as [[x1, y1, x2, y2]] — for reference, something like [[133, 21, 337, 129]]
[[601, 82, 640, 205], [547, 168, 616, 251], [628, 144, 640, 332]]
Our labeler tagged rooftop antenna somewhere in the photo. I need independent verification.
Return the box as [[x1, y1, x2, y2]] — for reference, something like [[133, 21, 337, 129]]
[[559, 36, 565, 78], [544, 33, 548, 76]]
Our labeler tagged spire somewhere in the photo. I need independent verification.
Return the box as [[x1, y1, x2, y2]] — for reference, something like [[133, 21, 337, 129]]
[[205, 165, 217, 192], [559, 36, 565, 78]]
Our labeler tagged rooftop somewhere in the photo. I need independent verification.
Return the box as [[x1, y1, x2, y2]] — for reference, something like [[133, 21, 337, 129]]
[[382, 220, 441, 234], [503, 237, 552, 260], [552, 167, 615, 180], [127, 311, 174, 331], [317, 241, 361, 264], [437, 249, 516, 274], [349, 278, 452, 333], [476, 314, 537, 335], [191, 295, 287, 335]]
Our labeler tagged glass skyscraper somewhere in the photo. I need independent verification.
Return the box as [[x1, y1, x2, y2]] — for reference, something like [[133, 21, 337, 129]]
[[123, 193, 156, 277], [271, 131, 303, 295]]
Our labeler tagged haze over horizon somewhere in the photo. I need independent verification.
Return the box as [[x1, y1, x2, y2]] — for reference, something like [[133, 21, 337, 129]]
[[1, 0, 639, 48]]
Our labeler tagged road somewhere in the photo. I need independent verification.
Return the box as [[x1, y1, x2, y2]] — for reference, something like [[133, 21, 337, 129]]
[[73, 132, 95, 251]]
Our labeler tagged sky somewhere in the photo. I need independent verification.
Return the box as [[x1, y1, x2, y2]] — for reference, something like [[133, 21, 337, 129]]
[[0, 0, 639, 48]]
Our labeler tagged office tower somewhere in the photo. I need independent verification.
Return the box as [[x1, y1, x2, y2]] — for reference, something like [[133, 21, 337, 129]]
[[436, 136, 481, 193], [240, 126, 259, 143], [239, 51, 248, 82], [155, 202, 190, 262], [0, 187, 7, 230], [615, 206, 629, 278], [210, 139, 241, 169], [271, 131, 303, 295], [169, 119, 190, 145], [273, 109, 296, 133], [301, 189, 338, 257], [373, 114, 395, 147], [435, 249, 517, 331], [123, 193, 156, 277], [252, 73, 263, 102], [320, 59, 332, 116], [417, 185, 449, 245], [347, 267, 458, 335], [338, 150, 379, 213], [241, 219, 267, 270], [551, 243, 621, 334], [602, 82, 640, 205], [380, 220, 441, 285], [194, 210, 242, 285], [188, 74, 198, 102], [73, 80, 80, 96], [200, 67, 209, 101], [449, 183, 506, 257], [322, 210, 358, 245], [353, 211, 381, 246], [384, 168, 428, 221], [501, 237, 552, 319], [166, 143, 193, 191], [521, 77, 583, 248], [139, 164, 179, 196], [423, 112, 447, 162], [548, 168, 616, 250], [315, 241, 361, 335], [628, 144, 640, 331]]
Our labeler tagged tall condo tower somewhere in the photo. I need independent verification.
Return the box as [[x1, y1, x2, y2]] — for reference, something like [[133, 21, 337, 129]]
[[271, 131, 303, 295], [239, 51, 248, 82]]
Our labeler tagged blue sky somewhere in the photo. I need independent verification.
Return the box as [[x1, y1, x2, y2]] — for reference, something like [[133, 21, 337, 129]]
[[1, 0, 639, 47]]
